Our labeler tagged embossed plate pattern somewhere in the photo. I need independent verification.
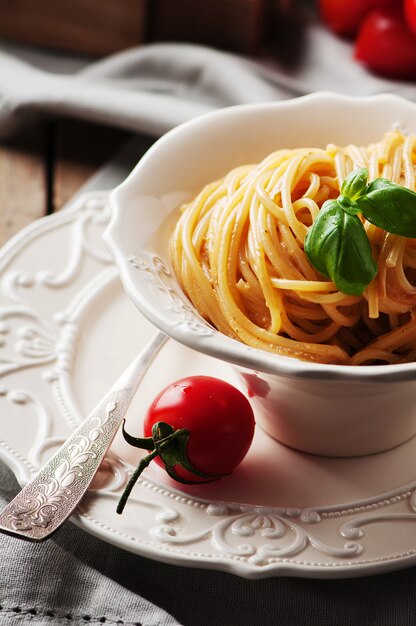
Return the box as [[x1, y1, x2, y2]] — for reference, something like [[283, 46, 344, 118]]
[[1, 193, 416, 578]]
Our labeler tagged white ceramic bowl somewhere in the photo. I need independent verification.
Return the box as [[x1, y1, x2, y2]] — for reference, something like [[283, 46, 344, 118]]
[[105, 92, 416, 458]]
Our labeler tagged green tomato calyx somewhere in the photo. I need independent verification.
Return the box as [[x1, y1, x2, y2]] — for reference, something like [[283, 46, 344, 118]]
[[116, 420, 227, 515]]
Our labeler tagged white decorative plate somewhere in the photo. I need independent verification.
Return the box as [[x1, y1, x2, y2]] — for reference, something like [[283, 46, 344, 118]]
[[1, 192, 416, 579]]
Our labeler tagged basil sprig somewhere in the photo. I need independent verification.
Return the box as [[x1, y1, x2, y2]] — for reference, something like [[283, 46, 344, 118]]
[[304, 168, 416, 295], [304, 199, 377, 296]]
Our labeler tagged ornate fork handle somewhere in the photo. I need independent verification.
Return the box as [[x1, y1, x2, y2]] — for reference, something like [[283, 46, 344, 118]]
[[0, 332, 167, 541]]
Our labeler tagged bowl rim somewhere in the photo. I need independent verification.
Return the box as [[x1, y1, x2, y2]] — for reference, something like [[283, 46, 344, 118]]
[[105, 91, 416, 383]]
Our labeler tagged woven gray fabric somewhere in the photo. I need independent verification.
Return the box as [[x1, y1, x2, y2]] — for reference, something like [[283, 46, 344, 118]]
[[0, 464, 181, 626]]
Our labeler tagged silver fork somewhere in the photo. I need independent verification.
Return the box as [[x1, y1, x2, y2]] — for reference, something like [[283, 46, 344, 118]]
[[0, 332, 167, 541]]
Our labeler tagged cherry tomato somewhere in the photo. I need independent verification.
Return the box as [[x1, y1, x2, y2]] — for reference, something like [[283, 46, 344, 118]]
[[319, 0, 397, 37], [354, 8, 416, 80], [144, 375, 255, 482], [405, 0, 416, 34]]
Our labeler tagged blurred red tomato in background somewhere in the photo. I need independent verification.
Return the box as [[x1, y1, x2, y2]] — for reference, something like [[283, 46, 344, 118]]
[[319, 0, 397, 37], [355, 8, 416, 79], [319, 0, 416, 79]]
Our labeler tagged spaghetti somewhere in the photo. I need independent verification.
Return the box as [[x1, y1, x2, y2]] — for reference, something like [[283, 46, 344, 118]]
[[170, 131, 416, 365]]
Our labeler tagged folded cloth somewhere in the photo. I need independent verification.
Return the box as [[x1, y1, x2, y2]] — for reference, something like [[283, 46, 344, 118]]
[[0, 464, 181, 626], [0, 43, 277, 139], [0, 20, 414, 140]]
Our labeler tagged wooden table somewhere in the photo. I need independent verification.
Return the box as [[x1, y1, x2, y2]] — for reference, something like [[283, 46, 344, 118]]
[[0, 118, 131, 247]]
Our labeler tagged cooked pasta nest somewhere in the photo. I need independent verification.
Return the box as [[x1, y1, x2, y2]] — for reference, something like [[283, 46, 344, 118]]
[[170, 131, 416, 365]]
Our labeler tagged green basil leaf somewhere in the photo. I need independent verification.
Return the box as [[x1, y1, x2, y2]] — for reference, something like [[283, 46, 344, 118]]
[[305, 200, 339, 277], [341, 167, 368, 201], [305, 199, 377, 296], [355, 178, 416, 237]]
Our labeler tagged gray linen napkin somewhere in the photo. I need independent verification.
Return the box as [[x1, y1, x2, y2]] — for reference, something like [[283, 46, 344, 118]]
[[0, 465, 181, 626]]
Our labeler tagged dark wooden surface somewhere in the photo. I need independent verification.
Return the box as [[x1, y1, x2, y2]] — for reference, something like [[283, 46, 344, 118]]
[[0, 0, 147, 56], [0, 0, 287, 55], [0, 119, 130, 247]]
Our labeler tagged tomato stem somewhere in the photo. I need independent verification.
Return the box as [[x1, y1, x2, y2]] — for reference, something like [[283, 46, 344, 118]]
[[117, 421, 229, 514], [117, 427, 199, 514], [116, 448, 159, 514]]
